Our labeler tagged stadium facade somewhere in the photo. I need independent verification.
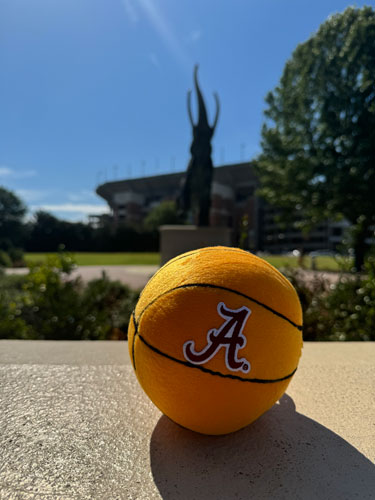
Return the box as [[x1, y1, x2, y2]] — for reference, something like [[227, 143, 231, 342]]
[[96, 162, 347, 253]]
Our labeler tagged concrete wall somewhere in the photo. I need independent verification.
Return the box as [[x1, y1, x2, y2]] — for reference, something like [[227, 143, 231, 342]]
[[159, 225, 233, 264]]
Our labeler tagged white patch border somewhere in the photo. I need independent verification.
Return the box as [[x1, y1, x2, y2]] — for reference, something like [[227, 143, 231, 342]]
[[183, 301, 252, 374]]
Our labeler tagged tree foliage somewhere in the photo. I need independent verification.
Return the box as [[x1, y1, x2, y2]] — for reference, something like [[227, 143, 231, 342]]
[[0, 186, 27, 249], [0, 252, 139, 340], [25, 210, 158, 252], [256, 7, 375, 269], [26, 211, 93, 252], [144, 200, 183, 232]]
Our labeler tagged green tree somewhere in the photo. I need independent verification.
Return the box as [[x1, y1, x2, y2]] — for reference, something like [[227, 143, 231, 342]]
[[256, 7, 375, 270], [144, 200, 183, 232], [0, 186, 27, 249], [27, 211, 94, 251]]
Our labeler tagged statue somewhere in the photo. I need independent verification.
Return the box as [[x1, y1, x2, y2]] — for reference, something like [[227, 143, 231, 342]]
[[179, 65, 220, 226]]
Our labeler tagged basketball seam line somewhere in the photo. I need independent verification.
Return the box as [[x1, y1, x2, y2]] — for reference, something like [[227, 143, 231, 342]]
[[131, 310, 138, 370], [139, 247, 268, 297], [137, 333, 297, 384], [136, 283, 303, 331]]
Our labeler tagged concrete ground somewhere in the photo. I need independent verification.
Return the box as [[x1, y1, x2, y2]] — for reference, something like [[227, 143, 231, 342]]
[[0, 341, 374, 499]]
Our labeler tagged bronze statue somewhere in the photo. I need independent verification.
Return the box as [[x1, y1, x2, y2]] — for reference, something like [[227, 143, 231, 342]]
[[179, 65, 220, 226]]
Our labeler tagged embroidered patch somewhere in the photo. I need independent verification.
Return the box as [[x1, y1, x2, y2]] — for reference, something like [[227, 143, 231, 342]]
[[183, 302, 252, 374]]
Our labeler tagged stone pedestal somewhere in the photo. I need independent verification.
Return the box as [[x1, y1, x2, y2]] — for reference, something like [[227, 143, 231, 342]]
[[159, 225, 233, 264]]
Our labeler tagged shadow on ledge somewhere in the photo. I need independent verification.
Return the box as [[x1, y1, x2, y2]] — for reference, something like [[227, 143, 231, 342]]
[[150, 395, 374, 499]]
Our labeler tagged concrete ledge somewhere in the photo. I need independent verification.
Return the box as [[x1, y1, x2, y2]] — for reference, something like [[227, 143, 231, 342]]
[[0, 341, 374, 499]]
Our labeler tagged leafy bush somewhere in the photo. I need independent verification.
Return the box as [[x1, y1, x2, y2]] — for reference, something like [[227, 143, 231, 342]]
[[144, 200, 183, 232], [78, 273, 139, 340], [2, 250, 374, 342], [283, 258, 375, 341], [0, 270, 31, 338], [0, 250, 12, 268], [0, 247, 25, 268], [0, 252, 139, 340], [7, 247, 25, 267]]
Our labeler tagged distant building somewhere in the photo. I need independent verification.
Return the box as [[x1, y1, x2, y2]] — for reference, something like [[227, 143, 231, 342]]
[[259, 208, 349, 254], [96, 162, 347, 253], [87, 213, 112, 229]]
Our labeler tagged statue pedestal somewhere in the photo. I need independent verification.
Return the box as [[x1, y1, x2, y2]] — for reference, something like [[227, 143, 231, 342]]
[[159, 225, 233, 265]]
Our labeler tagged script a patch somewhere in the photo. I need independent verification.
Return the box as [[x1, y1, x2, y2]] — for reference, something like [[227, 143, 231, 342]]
[[183, 301, 251, 374]]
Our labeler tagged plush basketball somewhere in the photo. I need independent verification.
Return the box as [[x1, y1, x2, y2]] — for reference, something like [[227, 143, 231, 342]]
[[128, 246, 303, 435]]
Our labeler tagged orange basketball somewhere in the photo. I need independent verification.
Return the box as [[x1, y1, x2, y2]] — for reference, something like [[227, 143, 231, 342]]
[[128, 246, 303, 435]]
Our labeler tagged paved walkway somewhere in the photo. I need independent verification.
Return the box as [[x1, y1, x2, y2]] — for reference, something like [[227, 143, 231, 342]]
[[6, 265, 159, 290], [6, 265, 343, 289], [70, 265, 159, 289]]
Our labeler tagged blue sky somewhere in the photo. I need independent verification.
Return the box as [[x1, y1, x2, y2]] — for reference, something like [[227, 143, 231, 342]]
[[0, 0, 370, 221]]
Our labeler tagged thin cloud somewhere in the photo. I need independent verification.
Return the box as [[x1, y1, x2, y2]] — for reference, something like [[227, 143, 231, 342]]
[[17, 189, 101, 205], [31, 203, 110, 215], [0, 166, 37, 179], [122, 0, 138, 24], [139, 0, 190, 68], [149, 52, 160, 68], [0, 167, 12, 176], [67, 190, 98, 202], [121, 0, 190, 70], [187, 29, 202, 44], [16, 189, 52, 203]]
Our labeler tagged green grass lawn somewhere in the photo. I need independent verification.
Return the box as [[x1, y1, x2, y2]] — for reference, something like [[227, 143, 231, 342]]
[[264, 255, 346, 272], [24, 252, 348, 271], [25, 252, 160, 266]]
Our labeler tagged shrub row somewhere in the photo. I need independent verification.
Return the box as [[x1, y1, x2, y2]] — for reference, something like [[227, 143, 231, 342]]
[[24, 222, 159, 253], [283, 257, 375, 341], [1, 253, 374, 341], [0, 253, 139, 340]]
